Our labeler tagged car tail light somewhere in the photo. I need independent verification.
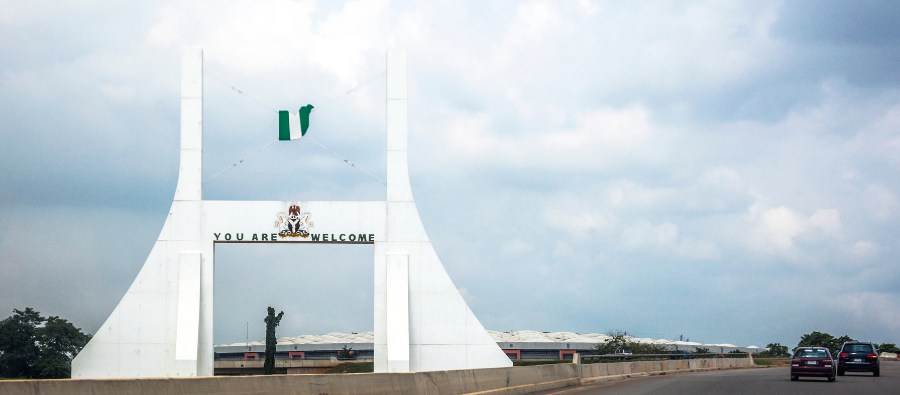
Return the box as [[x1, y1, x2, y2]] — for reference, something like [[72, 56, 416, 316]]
[[823, 359, 832, 365], [839, 353, 848, 358], [867, 353, 878, 359], [792, 358, 800, 363]]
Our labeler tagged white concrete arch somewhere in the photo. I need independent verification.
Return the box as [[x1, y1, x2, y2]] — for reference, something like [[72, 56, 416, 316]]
[[71, 47, 511, 378]]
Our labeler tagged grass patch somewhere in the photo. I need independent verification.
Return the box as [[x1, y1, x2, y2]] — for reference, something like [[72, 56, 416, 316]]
[[325, 362, 374, 374], [753, 358, 790, 366], [513, 360, 572, 367]]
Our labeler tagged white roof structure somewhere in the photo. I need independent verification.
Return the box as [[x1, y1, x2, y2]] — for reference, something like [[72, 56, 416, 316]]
[[223, 332, 376, 346], [218, 330, 760, 350]]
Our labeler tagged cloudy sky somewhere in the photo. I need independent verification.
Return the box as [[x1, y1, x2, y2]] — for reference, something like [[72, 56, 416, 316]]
[[2, 0, 899, 349]]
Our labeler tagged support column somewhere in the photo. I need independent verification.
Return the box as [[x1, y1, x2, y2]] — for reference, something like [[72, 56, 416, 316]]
[[175, 46, 203, 201], [175, 252, 201, 364], [379, 48, 413, 373], [386, 48, 410, 202], [386, 253, 410, 372], [198, 247, 214, 375], [173, 46, 209, 376]]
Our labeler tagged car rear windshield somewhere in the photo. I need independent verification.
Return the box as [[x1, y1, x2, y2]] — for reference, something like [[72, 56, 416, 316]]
[[842, 344, 873, 353], [796, 349, 829, 358]]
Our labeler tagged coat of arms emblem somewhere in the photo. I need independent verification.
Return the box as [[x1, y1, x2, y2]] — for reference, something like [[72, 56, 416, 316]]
[[275, 205, 313, 238]]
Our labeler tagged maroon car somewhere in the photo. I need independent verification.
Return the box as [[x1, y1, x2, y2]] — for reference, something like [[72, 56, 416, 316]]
[[791, 347, 836, 382]]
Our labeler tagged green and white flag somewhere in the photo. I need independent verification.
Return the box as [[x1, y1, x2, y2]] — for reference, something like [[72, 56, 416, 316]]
[[279, 104, 314, 140]]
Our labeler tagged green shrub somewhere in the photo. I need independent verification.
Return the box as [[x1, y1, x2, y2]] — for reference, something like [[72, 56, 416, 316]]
[[876, 343, 900, 354], [325, 362, 374, 374], [337, 346, 358, 359]]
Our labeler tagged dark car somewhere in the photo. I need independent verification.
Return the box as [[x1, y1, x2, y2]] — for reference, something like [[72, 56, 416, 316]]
[[669, 350, 696, 359], [837, 342, 880, 377], [791, 347, 836, 382]]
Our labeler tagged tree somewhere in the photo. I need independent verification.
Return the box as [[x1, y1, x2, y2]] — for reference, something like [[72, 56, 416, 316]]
[[263, 307, 284, 375], [34, 316, 92, 378], [594, 330, 669, 355], [759, 343, 790, 358], [338, 346, 357, 360], [693, 347, 711, 354], [595, 330, 628, 355], [0, 308, 91, 379], [0, 308, 43, 378], [796, 331, 855, 357]]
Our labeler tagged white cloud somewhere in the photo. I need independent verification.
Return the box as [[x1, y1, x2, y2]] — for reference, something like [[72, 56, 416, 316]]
[[578, 0, 600, 16], [500, 239, 535, 257], [831, 292, 900, 331], [747, 204, 805, 251], [745, 203, 846, 255], [808, 209, 841, 237], [431, 105, 657, 171], [544, 207, 611, 235], [851, 241, 879, 263], [623, 221, 679, 248], [865, 184, 899, 221], [146, 7, 185, 48], [144, 0, 391, 83], [621, 221, 720, 260], [698, 166, 744, 192], [675, 238, 722, 261]]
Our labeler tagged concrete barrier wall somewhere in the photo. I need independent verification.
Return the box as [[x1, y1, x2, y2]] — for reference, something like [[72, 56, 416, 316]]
[[581, 358, 751, 379], [0, 358, 751, 395], [0, 363, 580, 395]]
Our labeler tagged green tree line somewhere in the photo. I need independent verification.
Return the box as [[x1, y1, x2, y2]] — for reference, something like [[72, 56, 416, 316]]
[[0, 308, 91, 379], [760, 331, 899, 358], [592, 329, 898, 359], [594, 331, 670, 355]]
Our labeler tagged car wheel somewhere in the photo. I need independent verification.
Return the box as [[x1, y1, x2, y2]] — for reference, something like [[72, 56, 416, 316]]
[[874, 369, 879, 377], [828, 375, 835, 382], [790, 375, 798, 381], [837, 369, 844, 376]]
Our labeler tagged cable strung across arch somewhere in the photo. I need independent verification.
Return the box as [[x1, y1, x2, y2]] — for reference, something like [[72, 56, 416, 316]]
[[201, 71, 387, 186]]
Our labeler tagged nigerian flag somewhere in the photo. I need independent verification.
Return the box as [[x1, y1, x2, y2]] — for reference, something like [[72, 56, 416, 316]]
[[279, 104, 314, 140]]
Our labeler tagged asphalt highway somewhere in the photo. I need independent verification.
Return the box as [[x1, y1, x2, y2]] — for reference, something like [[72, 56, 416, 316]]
[[535, 361, 899, 395]]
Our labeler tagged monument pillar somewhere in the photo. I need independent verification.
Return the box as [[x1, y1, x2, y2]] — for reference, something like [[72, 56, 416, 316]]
[[72, 47, 512, 379]]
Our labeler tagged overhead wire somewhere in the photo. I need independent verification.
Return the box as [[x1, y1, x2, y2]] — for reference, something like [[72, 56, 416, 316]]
[[313, 71, 386, 112], [203, 72, 279, 113], [306, 137, 386, 186], [201, 71, 387, 186], [202, 138, 278, 185]]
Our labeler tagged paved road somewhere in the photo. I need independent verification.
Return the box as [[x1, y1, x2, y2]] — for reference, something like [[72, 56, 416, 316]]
[[536, 361, 899, 395]]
